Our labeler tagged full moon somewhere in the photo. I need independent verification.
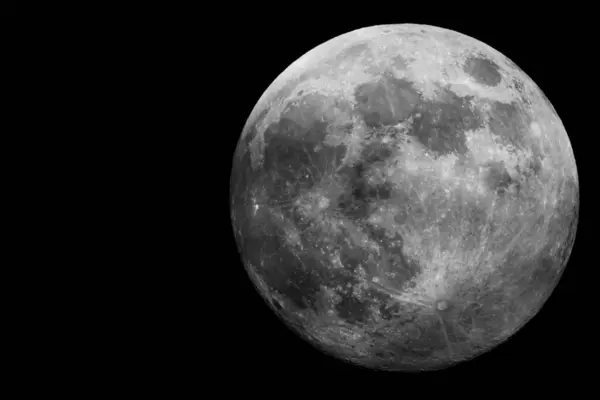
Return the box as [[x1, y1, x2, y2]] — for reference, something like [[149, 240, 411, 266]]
[[230, 24, 579, 370]]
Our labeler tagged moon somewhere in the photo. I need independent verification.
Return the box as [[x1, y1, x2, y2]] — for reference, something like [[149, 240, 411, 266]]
[[230, 24, 579, 370]]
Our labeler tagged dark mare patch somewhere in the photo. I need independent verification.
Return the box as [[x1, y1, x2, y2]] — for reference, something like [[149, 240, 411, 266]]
[[353, 74, 485, 157], [353, 74, 419, 129], [463, 55, 502, 86], [486, 100, 531, 148], [260, 110, 347, 204], [334, 142, 396, 220], [258, 248, 324, 312], [483, 161, 519, 195], [408, 89, 483, 156], [334, 291, 370, 325]]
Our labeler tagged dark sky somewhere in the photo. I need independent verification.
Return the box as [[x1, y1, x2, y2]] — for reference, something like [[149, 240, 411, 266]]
[[1, 1, 15, 16]]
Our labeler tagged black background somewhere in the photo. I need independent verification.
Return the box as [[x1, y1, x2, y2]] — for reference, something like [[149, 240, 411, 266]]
[[10, 6, 590, 396], [218, 14, 590, 386]]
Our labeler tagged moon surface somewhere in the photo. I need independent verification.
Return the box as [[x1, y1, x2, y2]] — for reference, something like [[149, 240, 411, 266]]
[[230, 24, 578, 370]]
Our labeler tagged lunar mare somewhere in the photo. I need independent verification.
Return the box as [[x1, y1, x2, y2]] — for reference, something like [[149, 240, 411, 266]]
[[231, 24, 578, 370]]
